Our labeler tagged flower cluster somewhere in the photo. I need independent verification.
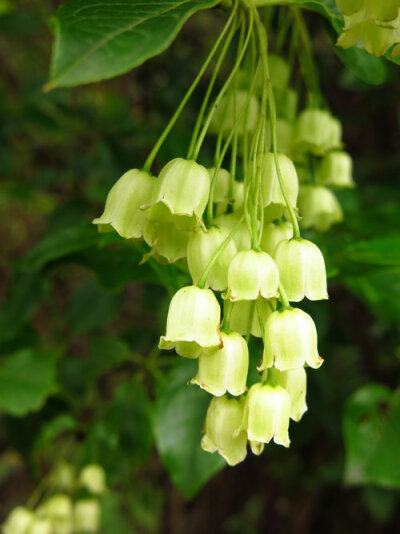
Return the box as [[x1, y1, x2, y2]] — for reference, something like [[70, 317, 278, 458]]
[[93, 3, 355, 466], [336, 0, 400, 56], [3, 464, 105, 534]]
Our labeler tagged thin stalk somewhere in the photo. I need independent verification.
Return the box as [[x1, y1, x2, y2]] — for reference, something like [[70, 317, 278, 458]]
[[142, 6, 238, 172], [278, 282, 291, 310], [192, 7, 254, 160]]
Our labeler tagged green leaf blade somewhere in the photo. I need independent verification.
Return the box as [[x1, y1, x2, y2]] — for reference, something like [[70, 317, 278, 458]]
[[48, 0, 221, 89]]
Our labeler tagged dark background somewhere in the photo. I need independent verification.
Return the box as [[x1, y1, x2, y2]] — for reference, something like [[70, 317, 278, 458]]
[[0, 1, 399, 533]]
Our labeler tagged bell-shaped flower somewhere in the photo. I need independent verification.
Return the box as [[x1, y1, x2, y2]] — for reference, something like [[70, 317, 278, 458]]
[[337, 11, 400, 56], [159, 286, 221, 356], [259, 308, 323, 371], [37, 495, 73, 534], [229, 297, 275, 338], [29, 518, 53, 534], [92, 169, 155, 239], [51, 462, 75, 492], [73, 500, 100, 533], [268, 367, 308, 422], [319, 151, 354, 188], [293, 109, 342, 156], [232, 181, 245, 213], [210, 90, 259, 136], [268, 55, 290, 92], [144, 219, 191, 263], [201, 395, 247, 466], [274, 238, 328, 302], [227, 250, 279, 301], [214, 213, 251, 251], [147, 158, 210, 228], [240, 382, 291, 447], [260, 152, 299, 209], [260, 221, 293, 255], [298, 185, 343, 232], [3, 507, 35, 534], [190, 331, 248, 396], [79, 464, 107, 494], [263, 203, 285, 224], [187, 227, 237, 291]]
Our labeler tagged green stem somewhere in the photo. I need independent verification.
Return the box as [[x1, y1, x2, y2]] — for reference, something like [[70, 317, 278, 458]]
[[249, 2, 301, 239], [278, 282, 291, 310], [187, 5, 240, 159], [291, 7, 322, 109], [142, 6, 238, 172], [192, 7, 254, 161], [222, 300, 233, 333], [198, 214, 245, 289]]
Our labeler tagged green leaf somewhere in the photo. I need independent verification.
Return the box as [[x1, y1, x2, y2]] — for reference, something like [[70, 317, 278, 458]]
[[34, 414, 77, 457], [344, 236, 400, 268], [153, 359, 225, 499], [0, 349, 58, 416], [86, 335, 132, 383], [67, 280, 120, 335], [19, 225, 100, 271], [343, 384, 400, 488], [335, 46, 389, 85], [0, 269, 44, 342], [346, 268, 400, 324], [47, 0, 221, 89]]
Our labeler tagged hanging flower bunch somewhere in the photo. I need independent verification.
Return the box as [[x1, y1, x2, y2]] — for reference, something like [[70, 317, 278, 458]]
[[93, 0, 355, 466]]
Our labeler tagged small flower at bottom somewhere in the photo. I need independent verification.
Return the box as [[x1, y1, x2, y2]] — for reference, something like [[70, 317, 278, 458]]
[[240, 382, 291, 447], [259, 308, 323, 371], [74, 500, 101, 533], [268, 367, 308, 422], [3, 507, 35, 534], [189, 331, 248, 396], [201, 395, 247, 466], [159, 286, 222, 357]]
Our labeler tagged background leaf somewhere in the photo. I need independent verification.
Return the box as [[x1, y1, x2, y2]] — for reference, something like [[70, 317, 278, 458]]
[[335, 46, 389, 85], [0, 349, 58, 416], [153, 359, 226, 499], [47, 0, 221, 89]]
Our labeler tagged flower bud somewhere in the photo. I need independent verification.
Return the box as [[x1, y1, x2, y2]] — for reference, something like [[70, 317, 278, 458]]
[[3, 507, 35, 534], [74, 500, 100, 533], [210, 90, 259, 136], [190, 331, 248, 396], [29, 518, 53, 534], [259, 308, 323, 371], [214, 213, 251, 251], [260, 221, 293, 255], [268, 367, 308, 422], [298, 185, 343, 232], [187, 227, 237, 291], [201, 396, 247, 466], [79, 464, 106, 494], [227, 250, 279, 301], [274, 238, 328, 301], [92, 170, 155, 239], [159, 286, 221, 355], [148, 158, 210, 226], [260, 152, 299, 208], [143, 220, 191, 263], [229, 297, 275, 338], [38, 495, 73, 534], [242, 383, 290, 447], [294, 109, 342, 156], [319, 151, 354, 188]]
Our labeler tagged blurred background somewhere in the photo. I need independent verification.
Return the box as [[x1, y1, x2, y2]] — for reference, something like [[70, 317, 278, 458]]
[[0, 1, 399, 532]]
